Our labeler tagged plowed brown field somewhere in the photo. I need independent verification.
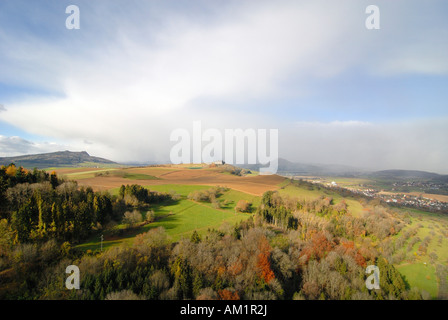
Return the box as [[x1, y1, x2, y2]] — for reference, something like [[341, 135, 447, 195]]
[[53, 166, 286, 196]]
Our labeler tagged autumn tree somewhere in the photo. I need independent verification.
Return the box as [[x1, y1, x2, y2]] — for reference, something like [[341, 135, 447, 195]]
[[5, 164, 17, 177], [122, 210, 143, 228], [218, 288, 240, 300], [257, 236, 275, 284], [235, 200, 252, 213], [300, 232, 334, 264]]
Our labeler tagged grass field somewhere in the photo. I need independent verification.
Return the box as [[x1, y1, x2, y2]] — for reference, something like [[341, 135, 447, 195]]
[[397, 263, 438, 298], [305, 176, 372, 188], [58, 168, 120, 180], [401, 209, 448, 263], [121, 173, 160, 180], [143, 184, 213, 196], [96, 181, 369, 252], [144, 184, 262, 213], [44, 162, 123, 171], [145, 199, 249, 241], [277, 184, 329, 200], [61, 169, 161, 181], [277, 182, 365, 217], [391, 207, 448, 298], [78, 184, 255, 251], [76, 198, 250, 251]]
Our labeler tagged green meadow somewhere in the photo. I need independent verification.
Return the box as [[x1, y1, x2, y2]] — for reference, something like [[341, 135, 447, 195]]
[[397, 263, 438, 298], [143, 199, 249, 241], [60, 168, 120, 180], [144, 184, 261, 213], [60, 169, 160, 180], [392, 207, 448, 299], [77, 184, 254, 251], [143, 184, 212, 196], [277, 182, 365, 217]]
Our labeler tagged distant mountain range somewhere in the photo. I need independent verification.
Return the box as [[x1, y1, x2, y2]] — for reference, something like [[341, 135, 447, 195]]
[[241, 158, 368, 176], [368, 169, 448, 182], [0, 151, 117, 169], [242, 158, 448, 181]]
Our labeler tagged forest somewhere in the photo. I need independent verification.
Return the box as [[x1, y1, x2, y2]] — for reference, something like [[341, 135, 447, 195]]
[[0, 164, 435, 300]]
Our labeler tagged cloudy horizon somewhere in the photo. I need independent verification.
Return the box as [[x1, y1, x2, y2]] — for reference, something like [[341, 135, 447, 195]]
[[1, 0, 447, 174]]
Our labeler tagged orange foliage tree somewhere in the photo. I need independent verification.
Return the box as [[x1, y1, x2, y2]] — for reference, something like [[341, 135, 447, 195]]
[[218, 289, 240, 300], [338, 240, 367, 268], [300, 232, 334, 264], [257, 236, 275, 284]]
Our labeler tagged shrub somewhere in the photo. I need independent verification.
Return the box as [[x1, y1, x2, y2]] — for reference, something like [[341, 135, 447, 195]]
[[105, 290, 143, 300], [235, 200, 252, 213], [145, 210, 156, 223], [122, 210, 143, 227]]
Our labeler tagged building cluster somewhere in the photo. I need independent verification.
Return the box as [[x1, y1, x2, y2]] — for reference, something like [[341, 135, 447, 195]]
[[380, 194, 448, 211], [331, 183, 448, 212], [391, 181, 447, 192], [285, 175, 448, 212]]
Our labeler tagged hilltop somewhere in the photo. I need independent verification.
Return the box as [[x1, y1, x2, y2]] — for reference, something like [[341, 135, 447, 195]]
[[0, 150, 117, 169], [369, 169, 448, 181], [241, 158, 366, 176]]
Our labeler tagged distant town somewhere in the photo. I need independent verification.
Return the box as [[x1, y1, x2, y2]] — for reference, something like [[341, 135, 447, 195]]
[[285, 176, 448, 213], [390, 181, 447, 193]]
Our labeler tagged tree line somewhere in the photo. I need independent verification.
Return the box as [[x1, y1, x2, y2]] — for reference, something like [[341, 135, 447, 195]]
[[1, 218, 423, 300], [0, 164, 180, 297]]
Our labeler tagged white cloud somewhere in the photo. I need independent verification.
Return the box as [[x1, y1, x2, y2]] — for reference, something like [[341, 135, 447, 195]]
[[295, 121, 372, 128], [1, 1, 358, 162], [0, 135, 70, 157], [283, 118, 448, 174], [0, 0, 447, 170]]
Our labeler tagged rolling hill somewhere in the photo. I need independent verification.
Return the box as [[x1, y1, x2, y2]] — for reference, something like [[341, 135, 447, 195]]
[[0, 150, 117, 169], [369, 169, 448, 181], [241, 158, 367, 176]]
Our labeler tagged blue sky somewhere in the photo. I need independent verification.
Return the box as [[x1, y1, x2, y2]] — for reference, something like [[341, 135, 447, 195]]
[[0, 0, 448, 172]]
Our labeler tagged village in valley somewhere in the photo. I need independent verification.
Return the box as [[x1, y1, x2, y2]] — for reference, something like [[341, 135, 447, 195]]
[[288, 177, 448, 213]]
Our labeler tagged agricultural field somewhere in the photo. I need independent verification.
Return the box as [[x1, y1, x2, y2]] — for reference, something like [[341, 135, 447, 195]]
[[77, 184, 253, 251], [62, 166, 282, 253], [53, 165, 285, 195], [144, 184, 262, 213], [408, 192, 448, 203], [75, 173, 370, 252]]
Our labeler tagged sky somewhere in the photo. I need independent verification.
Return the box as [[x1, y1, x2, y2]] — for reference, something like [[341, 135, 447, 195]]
[[0, 0, 447, 173]]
